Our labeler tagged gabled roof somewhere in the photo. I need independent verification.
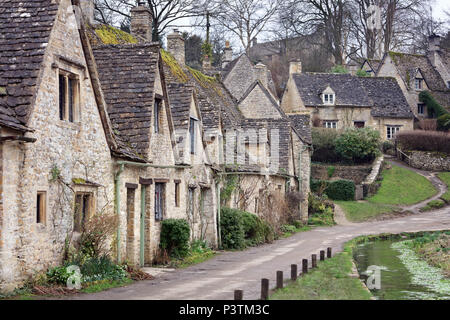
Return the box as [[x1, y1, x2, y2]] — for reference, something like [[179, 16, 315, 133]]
[[0, 0, 58, 131], [92, 43, 161, 159], [293, 73, 372, 107], [358, 77, 414, 119], [362, 59, 382, 74], [288, 114, 312, 145], [167, 83, 194, 132], [238, 80, 281, 111], [385, 51, 447, 91]]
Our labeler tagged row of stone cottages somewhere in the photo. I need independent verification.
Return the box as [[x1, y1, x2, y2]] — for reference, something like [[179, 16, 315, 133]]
[[0, 0, 312, 291]]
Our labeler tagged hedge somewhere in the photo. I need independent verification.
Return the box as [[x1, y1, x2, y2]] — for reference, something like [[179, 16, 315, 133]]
[[395, 130, 450, 154], [160, 219, 191, 258], [334, 128, 380, 163], [310, 179, 355, 201], [437, 114, 450, 131]]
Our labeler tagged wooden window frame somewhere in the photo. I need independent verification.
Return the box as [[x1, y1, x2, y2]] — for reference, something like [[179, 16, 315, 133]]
[[73, 192, 93, 232], [155, 183, 165, 221], [323, 93, 335, 105], [418, 103, 425, 115], [58, 70, 79, 123], [36, 191, 47, 224], [324, 121, 338, 129], [414, 78, 423, 90], [188, 187, 195, 219], [189, 117, 197, 155], [175, 181, 180, 207], [386, 125, 401, 140]]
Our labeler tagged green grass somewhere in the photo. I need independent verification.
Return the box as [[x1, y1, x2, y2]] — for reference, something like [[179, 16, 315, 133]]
[[81, 278, 133, 293], [437, 172, 450, 203], [270, 251, 372, 300], [336, 201, 397, 222], [337, 163, 438, 222], [171, 250, 217, 269], [369, 164, 437, 205], [420, 199, 446, 212], [280, 225, 313, 238]]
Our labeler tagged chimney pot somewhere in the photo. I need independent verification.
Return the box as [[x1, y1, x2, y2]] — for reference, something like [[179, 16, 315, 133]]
[[222, 41, 233, 69], [289, 60, 302, 75]]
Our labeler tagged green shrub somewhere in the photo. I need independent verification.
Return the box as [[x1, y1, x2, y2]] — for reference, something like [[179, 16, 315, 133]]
[[327, 166, 335, 178], [241, 211, 266, 246], [160, 219, 190, 258], [382, 140, 395, 153], [326, 180, 355, 201], [356, 69, 370, 77], [308, 207, 335, 226], [311, 128, 341, 163], [330, 65, 348, 73], [46, 265, 73, 285], [437, 114, 450, 131], [335, 128, 380, 163], [310, 178, 328, 193], [280, 224, 297, 234], [419, 91, 448, 118], [80, 255, 127, 283], [220, 208, 245, 250]]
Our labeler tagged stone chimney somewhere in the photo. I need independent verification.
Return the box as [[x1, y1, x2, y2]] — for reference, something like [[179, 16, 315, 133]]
[[76, 0, 94, 24], [130, 3, 153, 43], [222, 41, 233, 69], [202, 55, 212, 71], [289, 60, 302, 75], [427, 34, 441, 68], [255, 62, 268, 89], [167, 29, 185, 65]]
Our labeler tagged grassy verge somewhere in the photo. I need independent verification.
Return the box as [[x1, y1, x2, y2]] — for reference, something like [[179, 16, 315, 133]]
[[167, 250, 217, 269], [81, 278, 133, 293], [337, 163, 437, 222], [437, 172, 450, 203], [270, 248, 372, 300]]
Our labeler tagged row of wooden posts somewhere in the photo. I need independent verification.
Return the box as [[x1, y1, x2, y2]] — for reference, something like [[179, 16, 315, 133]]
[[233, 247, 332, 300]]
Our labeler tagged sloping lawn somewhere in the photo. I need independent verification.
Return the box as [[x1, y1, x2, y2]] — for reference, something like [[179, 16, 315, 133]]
[[337, 163, 437, 222], [270, 251, 372, 300], [369, 164, 437, 205], [335, 201, 397, 222], [437, 172, 450, 203]]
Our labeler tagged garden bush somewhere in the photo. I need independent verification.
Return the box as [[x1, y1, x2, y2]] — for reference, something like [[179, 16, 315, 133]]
[[241, 211, 266, 246], [334, 128, 380, 163], [395, 130, 450, 154], [326, 180, 355, 201], [382, 140, 395, 154], [220, 208, 245, 250], [160, 219, 191, 258], [311, 128, 340, 163], [437, 114, 450, 131]]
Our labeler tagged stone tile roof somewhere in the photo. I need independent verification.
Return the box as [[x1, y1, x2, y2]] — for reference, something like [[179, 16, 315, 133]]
[[288, 114, 312, 144], [358, 77, 414, 118], [167, 82, 193, 131], [0, 0, 58, 131], [92, 43, 160, 159], [387, 52, 447, 91], [293, 73, 413, 118], [293, 73, 372, 107]]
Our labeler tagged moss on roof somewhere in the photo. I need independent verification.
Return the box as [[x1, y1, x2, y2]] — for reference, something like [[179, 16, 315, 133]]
[[94, 24, 137, 45], [161, 49, 189, 83]]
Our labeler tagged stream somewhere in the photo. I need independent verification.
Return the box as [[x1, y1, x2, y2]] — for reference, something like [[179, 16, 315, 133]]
[[353, 238, 450, 300]]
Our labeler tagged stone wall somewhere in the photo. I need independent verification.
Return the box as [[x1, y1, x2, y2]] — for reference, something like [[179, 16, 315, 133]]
[[311, 163, 372, 184], [407, 151, 450, 171]]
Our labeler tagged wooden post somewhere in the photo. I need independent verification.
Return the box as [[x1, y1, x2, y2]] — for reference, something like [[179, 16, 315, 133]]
[[276, 271, 283, 289], [291, 264, 297, 281], [302, 259, 308, 274], [261, 278, 269, 300], [234, 290, 243, 300], [312, 254, 317, 268], [320, 250, 325, 261], [327, 247, 332, 258]]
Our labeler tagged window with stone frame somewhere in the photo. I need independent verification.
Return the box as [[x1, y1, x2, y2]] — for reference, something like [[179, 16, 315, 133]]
[[418, 103, 425, 115], [174, 180, 181, 207], [189, 117, 197, 155], [188, 187, 195, 220], [154, 97, 162, 133], [386, 125, 401, 140], [414, 78, 423, 90], [323, 120, 338, 129], [73, 192, 93, 232], [59, 71, 79, 122], [36, 191, 46, 224]]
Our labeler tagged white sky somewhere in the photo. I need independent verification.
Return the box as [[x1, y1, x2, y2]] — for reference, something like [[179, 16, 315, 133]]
[[434, 0, 450, 21]]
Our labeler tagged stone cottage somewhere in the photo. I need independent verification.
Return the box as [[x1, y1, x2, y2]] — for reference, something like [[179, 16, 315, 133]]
[[365, 35, 450, 118], [281, 61, 414, 141]]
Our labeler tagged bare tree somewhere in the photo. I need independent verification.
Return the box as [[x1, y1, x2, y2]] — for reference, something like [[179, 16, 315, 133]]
[[94, 0, 207, 41], [209, 0, 280, 54]]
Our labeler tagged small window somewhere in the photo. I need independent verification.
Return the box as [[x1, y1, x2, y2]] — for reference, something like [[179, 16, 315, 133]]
[[386, 126, 400, 140], [323, 121, 337, 129], [414, 78, 423, 90], [59, 72, 79, 122], [155, 183, 165, 221], [354, 121, 365, 128], [36, 191, 46, 224], [175, 181, 180, 207], [188, 187, 195, 219], [418, 104, 425, 115], [323, 93, 335, 105], [74, 193, 92, 232], [154, 98, 162, 133], [189, 117, 197, 154]]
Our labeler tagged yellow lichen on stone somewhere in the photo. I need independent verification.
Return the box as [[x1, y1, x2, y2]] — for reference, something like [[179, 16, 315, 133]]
[[160, 49, 189, 83], [95, 25, 137, 45], [187, 66, 216, 88]]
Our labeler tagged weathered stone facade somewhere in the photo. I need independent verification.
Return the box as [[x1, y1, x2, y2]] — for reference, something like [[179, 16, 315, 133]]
[[311, 163, 372, 185]]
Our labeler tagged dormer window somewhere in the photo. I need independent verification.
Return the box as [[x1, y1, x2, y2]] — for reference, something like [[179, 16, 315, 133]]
[[323, 93, 335, 105], [414, 78, 423, 90]]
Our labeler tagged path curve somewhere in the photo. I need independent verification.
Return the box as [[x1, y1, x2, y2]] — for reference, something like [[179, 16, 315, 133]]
[[61, 207, 449, 300]]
